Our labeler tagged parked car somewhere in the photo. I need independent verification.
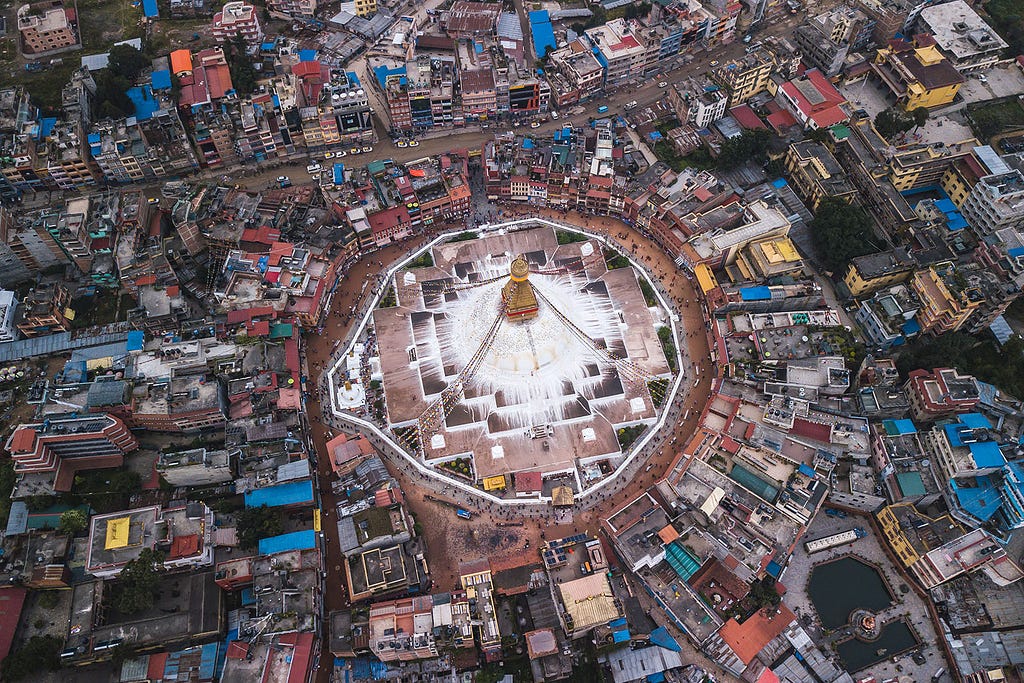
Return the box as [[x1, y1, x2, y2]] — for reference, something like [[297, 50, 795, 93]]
[[350, 147, 361, 155], [361, 145, 373, 153], [658, 81, 668, 88], [324, 151, 334, 159], [550, 110, 559, 119], [397, 140, 408, 148], [408, 139, 419, 147], [530, 121, 541, 128], [147, 197, 160, 204], [306, 163, 322, 173]]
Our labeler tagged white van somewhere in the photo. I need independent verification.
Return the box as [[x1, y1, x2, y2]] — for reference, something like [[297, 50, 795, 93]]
[[625, 100, 639, 111]]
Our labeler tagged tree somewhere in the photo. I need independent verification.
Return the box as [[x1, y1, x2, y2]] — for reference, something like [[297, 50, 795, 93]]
[[897, 332, 1024, 399], [911, 106, 929, 129], [93, 73, 134, 119], [236, 504, 284, 550], [809, 197, 877, 272], [716, 129, 772, 170], [113, 548, 164, 614], [58, 508, 88, 536], [0, 635, 62, 681], [873, 107, 914, 140], [107, 44, 149, 82], [226, 34, 258, 96]]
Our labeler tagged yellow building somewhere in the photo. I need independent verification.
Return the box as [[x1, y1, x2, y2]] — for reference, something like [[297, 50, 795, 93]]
[[887, 137, 978, 192], [872, 38, 965, 111], [784, 140, 857, 210], [739, 236, 805, 279], [354, 0, 376, 16], [910, 261, 983, 334], [876, 503, 964, 568], [842, 249, 915, 297], [711, 49, 775, 105]]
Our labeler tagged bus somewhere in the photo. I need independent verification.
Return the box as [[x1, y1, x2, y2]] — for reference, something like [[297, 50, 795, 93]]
[[456, 509, 472, 520], [597, 105, 609, 114], [804, 528, 867, 554]]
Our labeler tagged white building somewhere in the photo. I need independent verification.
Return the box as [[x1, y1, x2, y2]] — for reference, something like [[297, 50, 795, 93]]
[[961, 170, 1024, 235], [0, 289, 18, 342], [211, 2, 264, 44], [915, 0, 1007, 71], [584, 19, 647, 86]]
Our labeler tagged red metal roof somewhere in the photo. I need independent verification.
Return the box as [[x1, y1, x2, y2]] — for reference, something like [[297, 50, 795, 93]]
[[0, 587, 27, 662], [729, 105, 767, 131]]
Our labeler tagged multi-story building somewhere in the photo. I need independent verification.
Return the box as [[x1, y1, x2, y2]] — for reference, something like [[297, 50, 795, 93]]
[[367, 593, 472, 662], [88, 108, 199, 183], [585, 19, 648, 86], [443, 1, 501, 39], [887, 136, 978, 192], [872, 36, 964, 110], [915, 0, 1007, 72], [776, 69, 850, 130], [16, 280, 71, 337], [784, 140, 856, 209], [670, 78, 728, 129], [854, 284, 920, 349], [36, 120, 96, 190], [910, 261, 984, 334], [128, 374, 226, 432], [710, 49, 774, 105], [17, 0, 80, 55], [960, 170, 1024, 235], [0, 289, 18, 343], [156, 448, 234, 487], [354, 0, 376, 17], [853, 0, 931, 46], [547, 39, 605, 105], [267, 0, 317, 19], [904, 367, 980, 422], [211, 2, 263, 45], [793, 11, 853, 77], [738, 236, 804, 279], [5, 413, 139, 491], [85, 503, 215, 578]]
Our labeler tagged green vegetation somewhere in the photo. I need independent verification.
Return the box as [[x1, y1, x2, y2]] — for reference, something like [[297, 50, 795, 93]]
[[70, 289, 134, 330], [58, 508, 88, 536], [652, 141, 712, 173], [873, 107, 927, 140], [617, 425, 646, 450], [92, 44, 148, 119], [438, 457, 473, 479], [0, 461, 15, 530], [113, 548, 164, 614], [648, 378, 669, 408], [236, 504, 284, 550], [715, 129, 773, 170], [449, 231, 479, 242], [1, 634, 62, 681], [984, 0, 1024, 55], [225, 35, 258, 96], [377, 285, 397, 308], [897, 332, 1024, 399], [823, 327, 866, 369], [409, 252, 434, 269], [69, 469, 140, 512], [556, 229, 588, 245], [967, 97, 1024, 141], [810, 197, 878, 273], [570, 1, 651, 33], [604, 248, 629, 270], [37, 591, 61, 610], [657, 326, 679, 373], [638, 277, 658, 307]]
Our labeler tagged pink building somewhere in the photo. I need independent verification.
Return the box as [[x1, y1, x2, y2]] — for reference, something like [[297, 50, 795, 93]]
[[211, 2, 263, 44]]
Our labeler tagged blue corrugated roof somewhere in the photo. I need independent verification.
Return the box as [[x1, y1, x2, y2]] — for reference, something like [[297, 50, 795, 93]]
[[934, 198, 956, 212], [969, 441, 1005, 468], [952, 477, 1001, 521], [127, 85, 159, 121], [299, 49, 318, 61], [648, 626, 681, 652], [334, 163, 345, 185], [902, 317, 921, 336], [613, 628, 631, 643], [647, 672, 666, 683], [990, 315, 1014, 345], [765, 560, 782, 578], [258, 529, 317, 555], [961, 413, 992, 429], [372, 64, 406, 89], [142, 0, 158, 17], [244, 479, 314, 508], [529, 10, 556, 58], [127, 330, 145, 351], [38, 117, 57, 140], [665, 541, 701, 580], [798, 463, 816, 477], [1009, 246, 1024, 258], [740, 286, 772, 301], [772, 177, 788, 188], [199, 643, 218, 680], [883, 418, 917, 435], [609, 618, 628, 628], [151, 69, 171, 90]]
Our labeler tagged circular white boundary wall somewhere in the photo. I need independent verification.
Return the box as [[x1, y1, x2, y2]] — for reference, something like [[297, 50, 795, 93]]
[[325, 218, 688, 510]]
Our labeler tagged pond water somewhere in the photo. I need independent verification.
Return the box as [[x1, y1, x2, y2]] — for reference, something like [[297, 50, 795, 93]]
[[836, 620, 920, 672], [807, 556, 892, 629]]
